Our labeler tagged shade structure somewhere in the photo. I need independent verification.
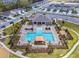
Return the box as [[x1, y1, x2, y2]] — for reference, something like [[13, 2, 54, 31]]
[[35, 36, 45, 41]]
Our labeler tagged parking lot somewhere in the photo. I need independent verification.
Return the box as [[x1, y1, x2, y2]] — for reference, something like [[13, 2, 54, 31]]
[[33, 2, 79, 16], [0, 8, 33, 30]]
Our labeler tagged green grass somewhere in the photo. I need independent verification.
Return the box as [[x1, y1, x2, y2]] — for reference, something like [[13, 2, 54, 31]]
[[69, 46, 79, 58], [62, 21, 79, 34], [4, 37, 10, 48], [2, 19, 28, 58], [3, 22, 21, 47], [58, 21, 79, 58], [71, 15, 79, 18], [67, 30, 78, 49], [27, 49, 67, 58], [63, 21, 79, 58], [9, 54, 20, 58], [3, 22, 21, 35]]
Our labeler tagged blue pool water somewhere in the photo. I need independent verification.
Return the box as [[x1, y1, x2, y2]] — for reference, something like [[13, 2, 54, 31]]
[[24, 28, 55, 42]]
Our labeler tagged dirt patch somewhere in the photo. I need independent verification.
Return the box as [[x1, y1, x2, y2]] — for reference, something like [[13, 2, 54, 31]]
[[0, 47, 9, 58]]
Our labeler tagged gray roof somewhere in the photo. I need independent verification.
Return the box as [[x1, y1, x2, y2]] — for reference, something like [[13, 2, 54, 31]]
[[31, 14, 51, 22]]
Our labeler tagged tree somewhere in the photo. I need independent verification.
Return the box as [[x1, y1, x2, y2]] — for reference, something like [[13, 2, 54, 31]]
[[48, 44, 53, 55], [62, 20, 65, 24], [20, 0, 29, 8], [0, 1, 5, 11], [72, 7, 77, 14], [59, 20, 65, 27]]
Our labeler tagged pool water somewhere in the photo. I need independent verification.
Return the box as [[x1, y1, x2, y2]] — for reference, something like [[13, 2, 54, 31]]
[[24, 28, 55, 42]]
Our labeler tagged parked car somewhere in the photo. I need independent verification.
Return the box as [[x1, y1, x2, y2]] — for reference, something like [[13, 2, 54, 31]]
[[1, 25, 5, 28]]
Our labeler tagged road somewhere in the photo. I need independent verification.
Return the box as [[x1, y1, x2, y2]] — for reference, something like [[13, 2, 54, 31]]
[[47, 13, 79, 24]]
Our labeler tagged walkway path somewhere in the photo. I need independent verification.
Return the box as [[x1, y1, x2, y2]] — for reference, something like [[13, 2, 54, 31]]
[[0, 41, 27, 58], [0, 34, 13, 39], [0, 34, 28, 58]]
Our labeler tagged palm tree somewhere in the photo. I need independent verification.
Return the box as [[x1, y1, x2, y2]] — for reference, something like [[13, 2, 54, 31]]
[[10, 42, 14, 49], [8, 23, 15, 47], [0, 1, 4, 11], [47, 44, 53, 54], [15, 0, 20, 8], [72, 6, 77, 14], [8, 23, 17, 47], [62, 20, 65, 24], [59, 20, 65, 27], [24, 43, 31, 55]]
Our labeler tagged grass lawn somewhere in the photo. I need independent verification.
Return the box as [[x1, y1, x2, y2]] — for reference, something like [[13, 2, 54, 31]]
[[9, 54, 20, 58], [1, 19, 28, 58], [3, 22, 21, 47], [67, 30, 78, 49], [27, 49, 67, 58], [70, 15, 79, 18], [62, 21, 79, 34], [63, 21, 79, 58], [59, 21, 79, 58], [69, 46, 79, 58], [4, 37, 10, 48]]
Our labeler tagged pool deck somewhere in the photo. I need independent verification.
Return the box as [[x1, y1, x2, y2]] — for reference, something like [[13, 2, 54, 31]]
[[18, 23, 61, 46]]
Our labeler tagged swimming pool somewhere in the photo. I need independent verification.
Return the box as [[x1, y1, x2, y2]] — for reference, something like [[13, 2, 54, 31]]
[[24, 28, 55, 42]]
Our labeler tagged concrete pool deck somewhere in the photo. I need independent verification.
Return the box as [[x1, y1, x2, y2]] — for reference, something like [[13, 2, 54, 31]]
[[19, 24, 60, 46]]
